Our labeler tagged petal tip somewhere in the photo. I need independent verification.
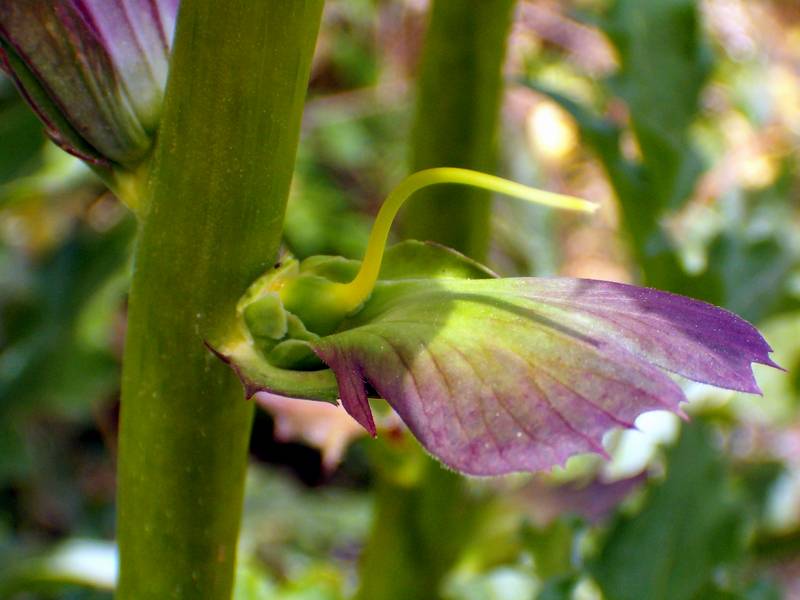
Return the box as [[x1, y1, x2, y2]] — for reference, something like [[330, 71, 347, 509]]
[[760, 355, 785, 372], [313, 344, 377, 437]]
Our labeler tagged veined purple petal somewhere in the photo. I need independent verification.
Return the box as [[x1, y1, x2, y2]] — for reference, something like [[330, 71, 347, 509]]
[[155, 0, 180, 44], [310, 277, 778, 475], [496, 278, 780, 393], [0, 0, 179, 166], [73, 0, 174, 129]]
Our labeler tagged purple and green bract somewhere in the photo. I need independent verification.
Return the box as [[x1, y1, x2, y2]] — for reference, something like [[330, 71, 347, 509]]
[[0, 0, 178, 168], [220, 241, 779, 476]]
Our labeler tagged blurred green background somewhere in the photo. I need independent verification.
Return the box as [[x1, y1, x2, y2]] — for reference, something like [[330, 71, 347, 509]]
[[1, 0, 799, 598]]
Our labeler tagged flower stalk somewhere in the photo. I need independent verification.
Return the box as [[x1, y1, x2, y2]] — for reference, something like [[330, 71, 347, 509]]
[[115, 2, 323, 599]]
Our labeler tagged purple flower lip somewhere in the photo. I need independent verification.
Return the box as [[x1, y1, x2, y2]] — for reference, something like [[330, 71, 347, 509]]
[[0, 0, 179, 168], [310, 277, 781, 475]]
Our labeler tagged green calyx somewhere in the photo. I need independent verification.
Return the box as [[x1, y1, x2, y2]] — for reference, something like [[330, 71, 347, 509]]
[[242, 254, 360, 341], [104, 159, 152, 214]]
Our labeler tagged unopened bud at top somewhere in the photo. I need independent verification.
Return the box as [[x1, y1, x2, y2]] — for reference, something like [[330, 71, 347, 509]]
[[0, 0, 179, 169]]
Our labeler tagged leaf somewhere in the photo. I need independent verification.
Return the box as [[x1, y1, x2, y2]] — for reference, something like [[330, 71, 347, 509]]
[[590, 421, 748, 600], [522, 519, 575, 581], [535, 575, 580, 600], [691, 580, 783, 600], [0, 216, 134, 414], [525, 0, 712, 293], [0, 214, 133, 485], [602, 0, 711, 213], [0, 81, 46, 185], [311, 277, 776, 475]]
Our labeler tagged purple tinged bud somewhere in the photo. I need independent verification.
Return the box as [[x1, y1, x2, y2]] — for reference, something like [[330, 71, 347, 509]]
[[0, 0, 179, 168]]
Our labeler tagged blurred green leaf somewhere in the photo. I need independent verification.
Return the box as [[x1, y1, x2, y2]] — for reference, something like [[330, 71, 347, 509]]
[[0, 215, 132, 482], [591, 421, 748, 600], [602, 0, 711, 212], [526, 0, 713, 294], [0, 77, 46, 186], [239, 466, 369, 580], [0, 216, 132, 412], [704, 165, 800, 321], [522, 519, 575, 581], [691, 579, 782, 600], [234, 564, 276, 600], [535, 574, 579, 600]]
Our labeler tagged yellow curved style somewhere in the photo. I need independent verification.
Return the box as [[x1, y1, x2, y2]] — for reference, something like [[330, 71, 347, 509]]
[[330, 167, 598, 313]]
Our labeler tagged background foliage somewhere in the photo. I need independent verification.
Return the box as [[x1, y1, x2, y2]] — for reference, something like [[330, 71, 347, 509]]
[[1, 0, 799, 598]]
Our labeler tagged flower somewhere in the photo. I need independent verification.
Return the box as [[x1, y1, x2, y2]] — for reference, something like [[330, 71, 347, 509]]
[[215, 239, 779, 476], [0, 0, 179, 169], [211, 169, 780, 476]]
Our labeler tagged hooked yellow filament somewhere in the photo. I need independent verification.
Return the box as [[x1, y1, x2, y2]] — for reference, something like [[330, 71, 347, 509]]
[[329, 167, 598, 314]]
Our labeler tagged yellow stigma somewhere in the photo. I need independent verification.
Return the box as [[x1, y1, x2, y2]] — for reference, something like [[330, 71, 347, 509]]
[[329, 167, 598, 314]]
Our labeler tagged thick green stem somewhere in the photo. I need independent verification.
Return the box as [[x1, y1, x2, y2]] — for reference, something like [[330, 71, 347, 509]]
[[357, 3, 516, 599], [115, 2, 323, 599], [402, 0, 517, 260]]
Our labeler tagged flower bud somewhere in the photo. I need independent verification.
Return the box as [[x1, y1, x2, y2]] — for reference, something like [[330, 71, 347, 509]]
[[0, 0, 179, 168]]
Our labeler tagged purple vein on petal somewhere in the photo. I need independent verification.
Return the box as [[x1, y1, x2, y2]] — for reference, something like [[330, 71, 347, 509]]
[[369, 330, 475, 461], [423, 340, 485, 461], [497, 345, 610, 461], [483, 278, 778, 393], [447, 343, 513, 467], [479, 344, 597, 470]]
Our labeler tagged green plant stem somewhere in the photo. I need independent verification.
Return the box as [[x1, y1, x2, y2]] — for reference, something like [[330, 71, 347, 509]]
[[357, 3, 516, 599], [356, 446, 482, 600], [402, 0, 517, 260], [115, 2, 323, 599]]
